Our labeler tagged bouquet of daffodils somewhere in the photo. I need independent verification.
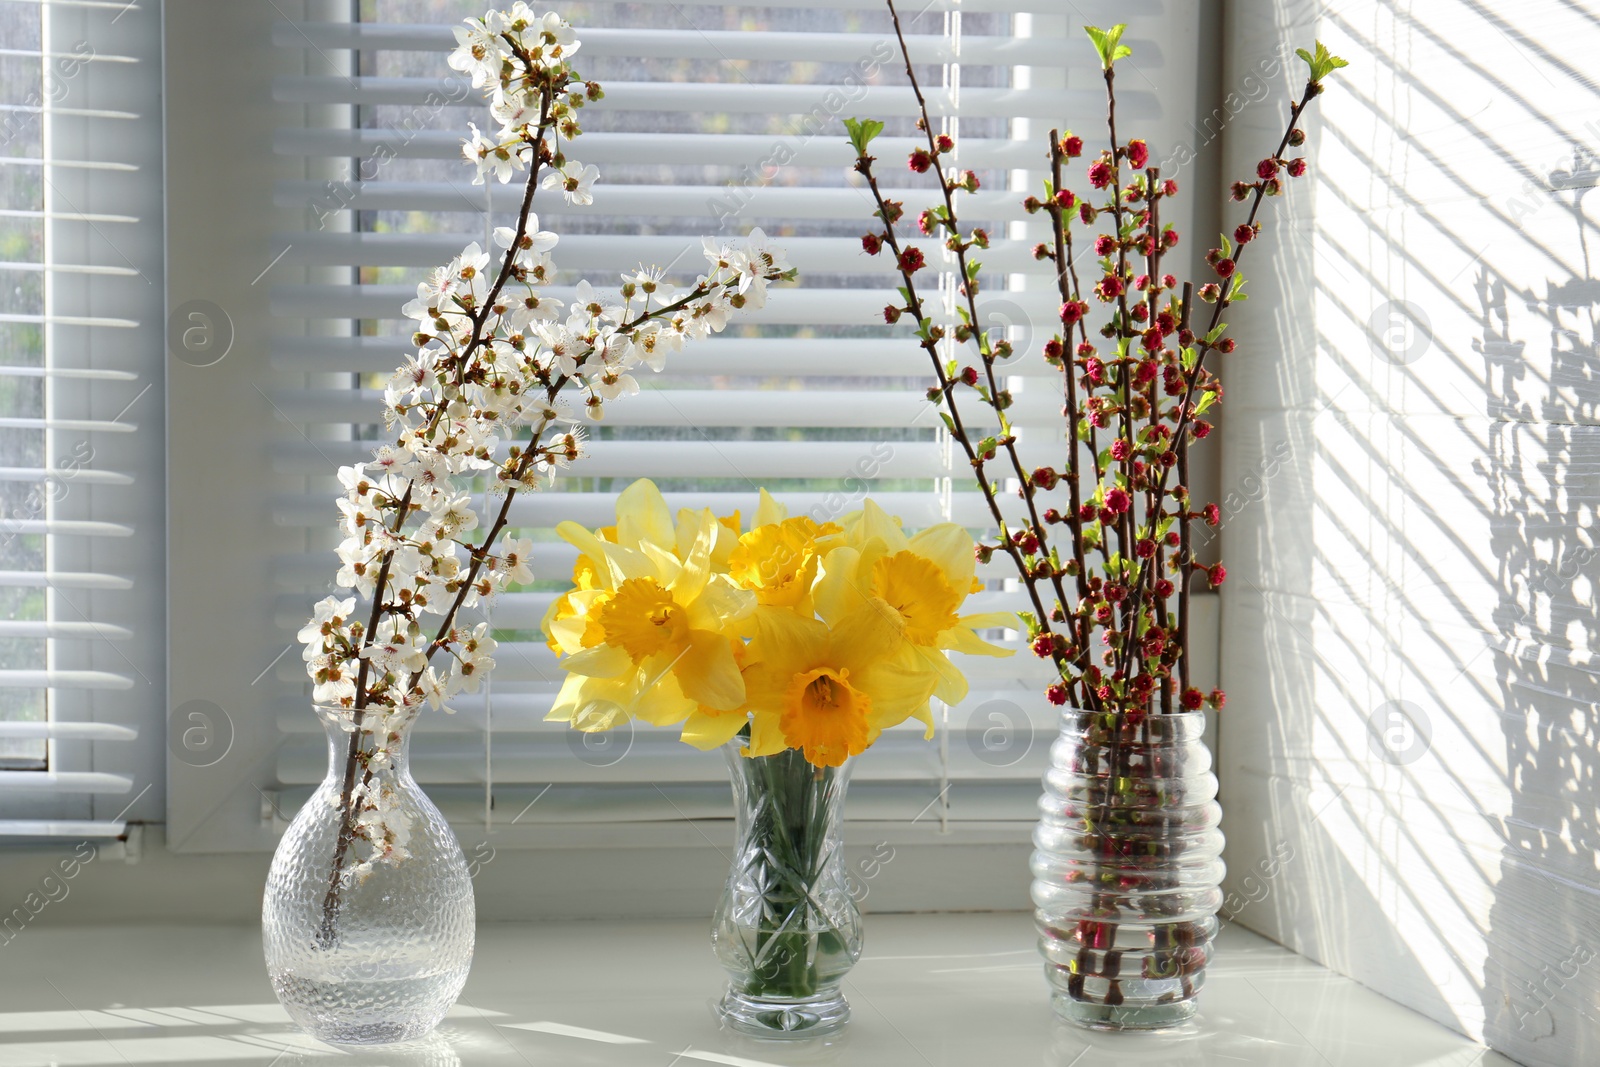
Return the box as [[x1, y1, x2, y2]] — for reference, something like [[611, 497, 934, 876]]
[[542, 478, 1014, 766], [296, 5, 791, 898]]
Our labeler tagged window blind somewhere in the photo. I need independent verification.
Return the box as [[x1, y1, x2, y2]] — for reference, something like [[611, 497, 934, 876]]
[[248, 0, 1204, 843], [0, 0, 165, 838]]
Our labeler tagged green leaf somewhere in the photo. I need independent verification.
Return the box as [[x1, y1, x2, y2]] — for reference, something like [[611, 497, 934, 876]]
[[939, 411, 955, 434], [1203, 324, 1228, 345], [1085, 24, 1133, 70], [1181, 346, 1199, 372], [1228, 275, 1248, 302], [1194, 390, 1218, 416], [843, 117, 885, 156], [1220, 233, 1232, 258], [1296, 41, 1349, 83], [966, 259, 982, 280]]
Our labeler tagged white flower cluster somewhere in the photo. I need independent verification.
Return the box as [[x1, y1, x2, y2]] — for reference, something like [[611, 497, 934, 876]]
[[296, 6, 793, 879]]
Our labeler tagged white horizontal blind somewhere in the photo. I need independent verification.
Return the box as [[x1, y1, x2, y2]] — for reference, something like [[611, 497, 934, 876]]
[[260, 0, 1202, 838], [0, 0, 165, 837]]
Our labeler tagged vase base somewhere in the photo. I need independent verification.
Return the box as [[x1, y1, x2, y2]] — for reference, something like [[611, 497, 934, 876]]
[[293, 1019, 441, 1046], [1052, 993, 1197, 1032], [719, 987, 850, 1037]]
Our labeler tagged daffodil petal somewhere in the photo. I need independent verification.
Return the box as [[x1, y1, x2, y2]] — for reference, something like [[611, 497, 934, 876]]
[[668, 510, 715, 601], [674, 630, 746, 711], [959, 611, 1019, 630], [680, 710, 751, 750], [689, 578, 755, 631], [813, 546, 862, 625], [912, 644, 971, 704], [747, 709, 789, 757], [833, 599, 904, 668], [628, 665, 697, 725], [754, 487, 787, 527], [858, 656, 939, 725], [751, 608, 830, 668], [858, 498, 910, 552], [548, 672, 632, 730], [615, 477, 674, 550], [637, 539, 683, 586], [561, 643, 632, 678], [943, 624, 1016, 657], [908, 523, 976, 590], [556, 521, 620, 588]]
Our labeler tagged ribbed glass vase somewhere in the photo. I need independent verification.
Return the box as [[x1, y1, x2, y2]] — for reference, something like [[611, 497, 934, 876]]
[[711, 741, 862, 1036], [1031, 708, 1224, 1030], [263, 705, 474, 1045]]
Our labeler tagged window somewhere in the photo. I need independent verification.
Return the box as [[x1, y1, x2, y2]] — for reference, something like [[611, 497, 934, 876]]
[[0, 0, 165, 837], [165, 0, 1215, 860]]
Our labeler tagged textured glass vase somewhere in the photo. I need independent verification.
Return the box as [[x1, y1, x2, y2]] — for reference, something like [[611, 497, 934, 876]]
[[1031, 708, 1224, 1030], [712, 741, 862, 1036], [263, 705, 474, 1045]]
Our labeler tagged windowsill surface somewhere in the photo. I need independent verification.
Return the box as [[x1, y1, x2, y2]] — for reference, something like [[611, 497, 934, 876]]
[[0, 914, 1511, 1066]]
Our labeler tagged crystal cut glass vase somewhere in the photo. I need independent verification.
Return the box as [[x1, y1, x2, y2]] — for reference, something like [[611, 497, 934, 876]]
[[711, 741, 862, 1036], [1031, 708, 1224, 1030], [263, 705, 474, 1045]]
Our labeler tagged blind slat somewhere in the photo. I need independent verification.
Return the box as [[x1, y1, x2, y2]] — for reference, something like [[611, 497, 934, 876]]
[[0, 669, 134, 690], [268, 386, 1053, 430], [272, 22, 1144, 67], [0, 771, 133, 794], [273, 75, 1132, 122]]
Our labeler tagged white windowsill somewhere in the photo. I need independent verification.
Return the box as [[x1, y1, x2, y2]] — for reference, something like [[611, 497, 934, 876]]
[[0, 915, 1512, 1066]]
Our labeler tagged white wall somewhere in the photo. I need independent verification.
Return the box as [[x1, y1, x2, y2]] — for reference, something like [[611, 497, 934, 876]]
[[1217, 3, 1600, 1065]]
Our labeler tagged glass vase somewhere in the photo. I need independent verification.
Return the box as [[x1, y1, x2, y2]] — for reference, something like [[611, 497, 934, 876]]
[[711, 741, 862, 1036], [1031, 708, 1224, 1031], [263, 705, 475, 1045]]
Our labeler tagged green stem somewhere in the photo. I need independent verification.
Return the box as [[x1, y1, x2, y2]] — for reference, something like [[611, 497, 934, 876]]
[[741, 748, 839, 1000]]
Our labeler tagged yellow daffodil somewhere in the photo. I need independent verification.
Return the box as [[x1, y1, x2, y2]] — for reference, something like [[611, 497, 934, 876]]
[[815, 500, 1013, 705], [541, 534, 609, 653], [741, 607, 937, 768], [544, 504, 754, 733], [726, 490, 840, 609]]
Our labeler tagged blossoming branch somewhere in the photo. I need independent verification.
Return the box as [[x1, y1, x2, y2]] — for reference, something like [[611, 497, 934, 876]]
[[849, 7, 1345, 718], [295, 5, 792, 905]]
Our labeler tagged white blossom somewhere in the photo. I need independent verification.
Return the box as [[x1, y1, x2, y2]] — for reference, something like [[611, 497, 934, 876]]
[[543, 160, 598, 205]]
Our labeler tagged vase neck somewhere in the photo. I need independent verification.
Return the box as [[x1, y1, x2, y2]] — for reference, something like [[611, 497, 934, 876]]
[[722, 740, 855, 786], [315, 703, 417, 784]]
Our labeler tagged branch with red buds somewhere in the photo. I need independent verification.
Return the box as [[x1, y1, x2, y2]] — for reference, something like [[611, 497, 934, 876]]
[[851, 7, 1343, 718]]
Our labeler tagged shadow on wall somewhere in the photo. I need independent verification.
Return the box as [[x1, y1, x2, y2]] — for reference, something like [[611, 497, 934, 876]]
[[1216, 3, 1600, 1066], [1476, 146, 1600, 1058]]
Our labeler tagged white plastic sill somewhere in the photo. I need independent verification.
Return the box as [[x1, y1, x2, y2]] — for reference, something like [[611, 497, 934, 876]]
[[0, 915, 1513, 1066]]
